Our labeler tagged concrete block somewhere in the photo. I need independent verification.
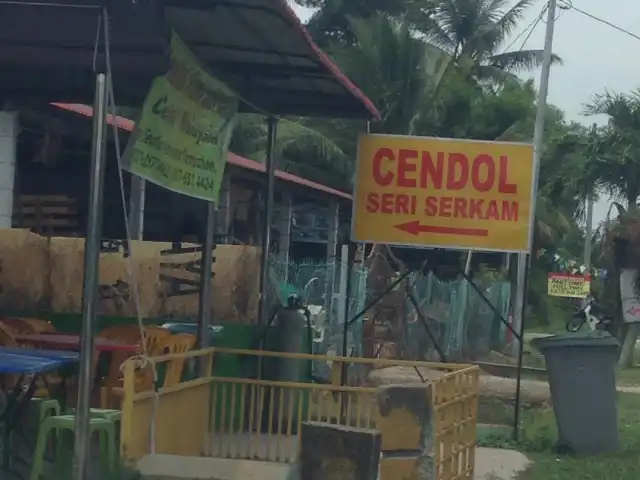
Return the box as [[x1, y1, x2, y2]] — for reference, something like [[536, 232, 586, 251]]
[[376, 383, 435, 480], [300, 422, 381, 480]]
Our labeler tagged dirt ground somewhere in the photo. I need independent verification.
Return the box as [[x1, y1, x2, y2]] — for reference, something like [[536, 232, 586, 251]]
[[370, 366, 640, 404], [369, 365, 550, 402]]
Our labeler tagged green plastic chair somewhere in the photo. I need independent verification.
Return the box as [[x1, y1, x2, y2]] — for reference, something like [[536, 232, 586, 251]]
[[30, 398, 61, 425], [66, 407, 122, 424], [30, 415, 118, 480]]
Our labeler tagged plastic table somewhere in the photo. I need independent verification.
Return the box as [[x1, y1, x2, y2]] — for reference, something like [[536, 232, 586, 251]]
[[0, 353, 66, 476], [13, 335, 138, 414], [0, 353, 61, 375], [0, 347, 80, 413], [0, 347, 79, 364]]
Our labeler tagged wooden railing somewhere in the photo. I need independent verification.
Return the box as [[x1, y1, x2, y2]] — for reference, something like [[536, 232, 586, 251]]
[[120, 347, 479, 480], [119, 348, 215, 460]]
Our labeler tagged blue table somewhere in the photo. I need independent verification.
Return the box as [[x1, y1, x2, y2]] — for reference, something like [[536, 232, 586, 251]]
[[0, 353, 62, 375], [0, 347, 78, 365], [0, 353, 65, 477], [0, 348, 80, 413]]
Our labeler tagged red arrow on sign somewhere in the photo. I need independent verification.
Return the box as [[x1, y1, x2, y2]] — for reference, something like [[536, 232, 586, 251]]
[[394, 221, 489, 237]]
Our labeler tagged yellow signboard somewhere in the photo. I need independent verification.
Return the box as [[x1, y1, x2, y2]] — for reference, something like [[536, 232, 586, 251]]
[[547, 273, 591, 298], [351, 134, 535, 252], [123, 32, 239, 202]]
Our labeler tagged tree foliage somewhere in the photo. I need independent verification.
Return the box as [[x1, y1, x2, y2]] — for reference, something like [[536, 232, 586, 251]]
[[292, 0, 411, 45], [240, 1, 604, 334], [585, 90, 640, 207]]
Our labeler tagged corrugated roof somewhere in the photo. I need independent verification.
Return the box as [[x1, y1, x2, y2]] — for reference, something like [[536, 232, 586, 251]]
[[1, 0, 379, 119], [52, 102, 352, 201], [164, 0, 380, 119]]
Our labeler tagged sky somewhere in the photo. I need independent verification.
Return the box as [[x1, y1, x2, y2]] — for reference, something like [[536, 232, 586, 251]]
[[290, 0, 640, 228]]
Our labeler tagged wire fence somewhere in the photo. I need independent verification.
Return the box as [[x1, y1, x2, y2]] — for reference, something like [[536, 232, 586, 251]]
[[406, 272, 511, 362], [269, 255, 512, 365], [269, 257, 367, 360]]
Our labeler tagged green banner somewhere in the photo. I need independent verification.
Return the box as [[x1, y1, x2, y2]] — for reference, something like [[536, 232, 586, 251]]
[[122, 33, 239, 202]]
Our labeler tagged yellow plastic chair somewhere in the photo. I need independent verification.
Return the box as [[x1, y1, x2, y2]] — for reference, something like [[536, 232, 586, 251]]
[[107, 333, 197, 407], [98, 325, 172, 408], [143, 325, 173, 355], [0, 317, 38, 336], [158, 333, 197, 387], [15, 317, 57, 333]]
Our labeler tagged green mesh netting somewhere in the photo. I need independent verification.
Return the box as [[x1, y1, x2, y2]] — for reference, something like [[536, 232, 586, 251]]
[[268, 257, 510, 362], [409, 273, 511, 360]]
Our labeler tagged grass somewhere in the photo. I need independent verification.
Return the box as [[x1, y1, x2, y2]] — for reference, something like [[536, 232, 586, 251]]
[[478, 393, 640, 479], [616, 366, 640, 386]]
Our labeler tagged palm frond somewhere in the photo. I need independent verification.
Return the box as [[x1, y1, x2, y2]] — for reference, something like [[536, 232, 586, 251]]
[[408, 1, 457, 52], [335, 14, 447, 134], [494, 0, 535, 38], [256, 119, 349, 167], [488, 50, 562, 71]]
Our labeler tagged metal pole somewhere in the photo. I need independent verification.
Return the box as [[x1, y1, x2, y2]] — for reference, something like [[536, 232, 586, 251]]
[[337, 244, 349, 346], [324, 202, 339, 326], [73, 72, 109, 479], [583, 196, 594, 271], [258, 117, 278, 324], [582, 194, 594, 306], [197, 201, 217, 358], [128, 176, 146, 240], [341, 245, 355, 358], [513, 252, 529, 441], [513, 0, 558, 440], [464, 251, 473, 275]]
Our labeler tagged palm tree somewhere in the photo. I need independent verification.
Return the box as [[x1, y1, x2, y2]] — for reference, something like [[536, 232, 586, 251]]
[[292, 0, 414, 46], [232, 14, 450, 190], [230, 114, 353, 190], [584, 89, 640, 367], [409, 0, 561, 80], [584, 90, 640, 208], [330, 15, 450, 134]]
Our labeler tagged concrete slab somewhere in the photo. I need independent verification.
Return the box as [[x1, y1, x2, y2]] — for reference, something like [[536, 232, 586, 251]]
[[139, 447, 530, 480], [474, 448, 531, 480], [138, 455, 295, 480]]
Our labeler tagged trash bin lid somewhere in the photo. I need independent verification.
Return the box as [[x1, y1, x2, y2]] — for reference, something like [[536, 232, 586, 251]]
[[531, 330, 620, 351]]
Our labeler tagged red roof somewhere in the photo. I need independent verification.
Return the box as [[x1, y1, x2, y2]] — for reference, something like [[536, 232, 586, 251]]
[[51, 102, 352, 201]]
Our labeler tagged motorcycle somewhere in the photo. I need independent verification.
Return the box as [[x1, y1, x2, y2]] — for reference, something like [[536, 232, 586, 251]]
[[565, 298, 613, 333]]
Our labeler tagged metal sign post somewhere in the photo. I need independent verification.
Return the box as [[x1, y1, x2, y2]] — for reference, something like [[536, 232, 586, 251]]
[[582, 194, 594, 308], [73, 72, 109, 479]]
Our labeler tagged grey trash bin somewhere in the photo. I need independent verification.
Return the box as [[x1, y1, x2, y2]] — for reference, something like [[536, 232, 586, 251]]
[[532, 331, 620, 456]]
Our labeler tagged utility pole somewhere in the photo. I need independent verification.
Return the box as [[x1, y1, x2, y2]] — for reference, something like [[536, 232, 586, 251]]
[[582, 194, 594, 306], [513, 0, 557, 440], [512, 0, 558, 355], [582, 125, 598, 308]]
